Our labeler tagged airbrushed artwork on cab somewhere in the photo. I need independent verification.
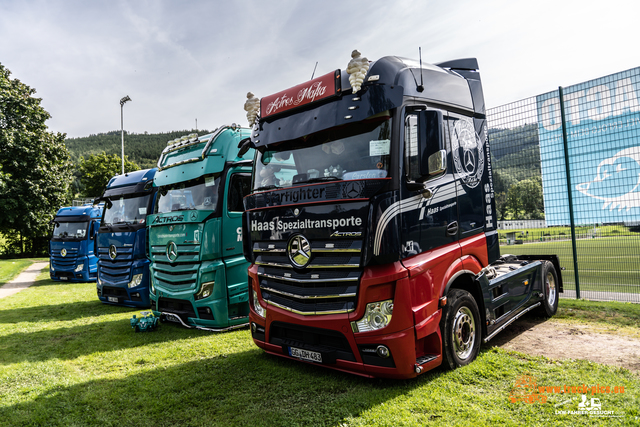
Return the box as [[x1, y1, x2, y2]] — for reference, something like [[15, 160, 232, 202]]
[[451, 118, 485, 189]]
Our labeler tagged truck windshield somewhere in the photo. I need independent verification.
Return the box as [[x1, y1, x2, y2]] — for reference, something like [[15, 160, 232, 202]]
[[253, 114, 392, 190], [52, 221, 89, 240], [103, 194, 151, 226], [156, 175, 221, 214]]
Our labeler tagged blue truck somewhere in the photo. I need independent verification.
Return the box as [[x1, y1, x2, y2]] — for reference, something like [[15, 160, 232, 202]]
[[49, 204, 103, 282], [95, 169, 158, 307]]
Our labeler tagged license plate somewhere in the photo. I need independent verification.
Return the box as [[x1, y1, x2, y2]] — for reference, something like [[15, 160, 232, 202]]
[[60, 276, 68, 280], [289, 346, 322, 363], [107, 297, 118, 303]]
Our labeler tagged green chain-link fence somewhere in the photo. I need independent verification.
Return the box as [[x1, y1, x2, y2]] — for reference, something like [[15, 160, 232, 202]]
[[487, 67, 640, 302]]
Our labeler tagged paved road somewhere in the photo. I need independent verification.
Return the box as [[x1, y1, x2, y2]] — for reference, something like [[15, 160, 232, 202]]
[[0, 262, 49, 299]]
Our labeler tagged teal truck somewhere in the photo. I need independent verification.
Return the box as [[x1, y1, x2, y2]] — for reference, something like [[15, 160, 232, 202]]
[[147, 127, 254, 330]]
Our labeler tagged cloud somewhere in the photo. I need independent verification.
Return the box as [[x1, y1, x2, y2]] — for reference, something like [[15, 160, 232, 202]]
[[1, 0, 640, 138]]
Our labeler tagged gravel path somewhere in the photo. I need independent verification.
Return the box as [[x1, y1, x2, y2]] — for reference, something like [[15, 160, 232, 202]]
[[0, 262, 49, 299]]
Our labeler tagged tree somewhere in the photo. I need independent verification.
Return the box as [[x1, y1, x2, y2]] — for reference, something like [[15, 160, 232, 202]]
[[77, 152, 139, 198], [505, 176, 544, 220], [0, 62, 74, 256]]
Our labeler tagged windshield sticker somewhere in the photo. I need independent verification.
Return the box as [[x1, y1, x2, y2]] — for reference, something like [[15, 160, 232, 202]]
[[370, 140, 390, 156], [139, 207, 147, 215], [205, 176, 216, 187], [342, 170, 387, 180]]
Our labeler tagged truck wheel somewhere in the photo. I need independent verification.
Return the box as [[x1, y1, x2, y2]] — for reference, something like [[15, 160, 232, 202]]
[[440, 289, 481, 370], [536, 261, 558, 317]]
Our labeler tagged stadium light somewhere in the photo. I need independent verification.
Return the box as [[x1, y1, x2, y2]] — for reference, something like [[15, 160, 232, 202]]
[[120, 95, 132, 175]]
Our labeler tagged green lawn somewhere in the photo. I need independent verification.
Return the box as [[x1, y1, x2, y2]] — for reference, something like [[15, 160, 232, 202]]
[[0, 259, 42, 285], [1, 271, 638, 426], [500, 236, 640, 294]]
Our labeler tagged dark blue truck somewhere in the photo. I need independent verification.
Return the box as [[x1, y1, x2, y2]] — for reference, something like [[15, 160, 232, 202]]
[[95, 169, 157, 307]]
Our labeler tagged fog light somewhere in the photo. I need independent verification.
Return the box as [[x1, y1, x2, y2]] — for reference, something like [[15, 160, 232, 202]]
[[351, 299, 394, 333], [251, 322, 257, 333], [195, 281, 214, 300], [128, 273, 143, 288], [75, 264, 84, 272], [252, 289, 266, 318], [376, 345, 390, 358]]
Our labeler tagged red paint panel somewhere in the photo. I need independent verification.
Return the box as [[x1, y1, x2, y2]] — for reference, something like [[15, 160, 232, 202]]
[[261, 70, 339, 118], [459, 233, 488, 267]]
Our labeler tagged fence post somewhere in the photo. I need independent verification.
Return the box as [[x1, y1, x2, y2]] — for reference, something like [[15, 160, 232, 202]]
[[558, 87, 581, 299]]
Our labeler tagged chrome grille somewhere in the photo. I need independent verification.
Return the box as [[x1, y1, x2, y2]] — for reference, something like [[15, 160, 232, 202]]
[[51, 247, 79, 269], [253, 239, 362, 315], [98, 246, 133, 284], [150, 244, 200, 288]]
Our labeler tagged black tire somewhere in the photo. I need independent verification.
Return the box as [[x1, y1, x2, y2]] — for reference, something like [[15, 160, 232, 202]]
[[536, 261, 559, 317], [440, 289, 481, 370]]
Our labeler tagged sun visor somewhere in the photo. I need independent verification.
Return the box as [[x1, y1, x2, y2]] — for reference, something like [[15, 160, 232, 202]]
[[252, 84, 403, 149]]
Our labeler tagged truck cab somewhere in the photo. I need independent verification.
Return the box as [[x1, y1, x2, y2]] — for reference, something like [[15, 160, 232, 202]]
[[95, 168, 157, 307], [243, 54, 561, 378], [49, 204, 103, 282], [148, 128, 254, 330]]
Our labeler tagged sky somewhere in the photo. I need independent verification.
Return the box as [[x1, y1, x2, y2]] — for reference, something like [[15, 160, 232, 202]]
[[1, 0, 639, 139]]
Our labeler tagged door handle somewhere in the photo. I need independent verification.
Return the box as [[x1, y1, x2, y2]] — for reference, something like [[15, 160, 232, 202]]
[[446, 221, 459, 236]]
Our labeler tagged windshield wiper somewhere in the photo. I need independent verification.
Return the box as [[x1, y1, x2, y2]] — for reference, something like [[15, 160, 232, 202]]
[[254, 184, 279, 192], [299, 176, 341, 184]]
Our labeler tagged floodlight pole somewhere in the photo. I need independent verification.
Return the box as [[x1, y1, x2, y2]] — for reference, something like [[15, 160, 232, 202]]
[[120, 95, 132, 175]]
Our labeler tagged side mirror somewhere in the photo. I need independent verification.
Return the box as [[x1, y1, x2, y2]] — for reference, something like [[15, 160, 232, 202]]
[[428, 150, 446, 176], [418, 110, 444, 176]]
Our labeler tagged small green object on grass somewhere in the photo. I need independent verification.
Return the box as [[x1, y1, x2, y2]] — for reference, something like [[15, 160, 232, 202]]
[[130, 311, 159, 332]]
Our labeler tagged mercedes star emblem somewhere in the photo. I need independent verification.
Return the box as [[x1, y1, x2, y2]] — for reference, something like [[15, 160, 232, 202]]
[[287, 234, 312, 268], [60, 248, 67, 257], [109, 245, 117, 260], [344, 181, 362, 198], [166, 241, 178, 262]]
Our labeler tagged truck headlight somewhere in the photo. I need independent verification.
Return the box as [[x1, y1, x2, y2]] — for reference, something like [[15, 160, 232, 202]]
[[195, 281, 214, 300], [75, 264, 84, 272], [252, 289, 266, 318], [128, 274, 143, 288], [351, 299, 394, 333]]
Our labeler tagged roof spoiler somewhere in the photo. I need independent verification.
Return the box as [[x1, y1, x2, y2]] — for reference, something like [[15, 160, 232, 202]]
[[436, 58, 484, 116], [435, 58, 479, 71]]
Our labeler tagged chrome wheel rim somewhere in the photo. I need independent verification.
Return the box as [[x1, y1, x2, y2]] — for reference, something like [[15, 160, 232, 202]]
[[452, 306, 475, 360], [546, 270, 557, 307]]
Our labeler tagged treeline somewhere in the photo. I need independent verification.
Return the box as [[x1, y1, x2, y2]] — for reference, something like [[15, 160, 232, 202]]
[[65, 129, 212, 169], [488, 123, 544, 220]]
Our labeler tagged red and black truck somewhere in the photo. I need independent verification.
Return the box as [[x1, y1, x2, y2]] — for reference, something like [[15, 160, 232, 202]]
[[242, 53, 562, 379]]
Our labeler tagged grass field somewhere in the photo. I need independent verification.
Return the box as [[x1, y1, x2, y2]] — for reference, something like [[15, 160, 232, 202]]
[[500, 235, 640, 295], [0, 259, 41, 285], [0, 268, 639, 426]]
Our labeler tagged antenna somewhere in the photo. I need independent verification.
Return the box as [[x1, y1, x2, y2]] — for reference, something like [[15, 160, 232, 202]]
[[311, 62, 318, 80], [417, 47, 424, 92]]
